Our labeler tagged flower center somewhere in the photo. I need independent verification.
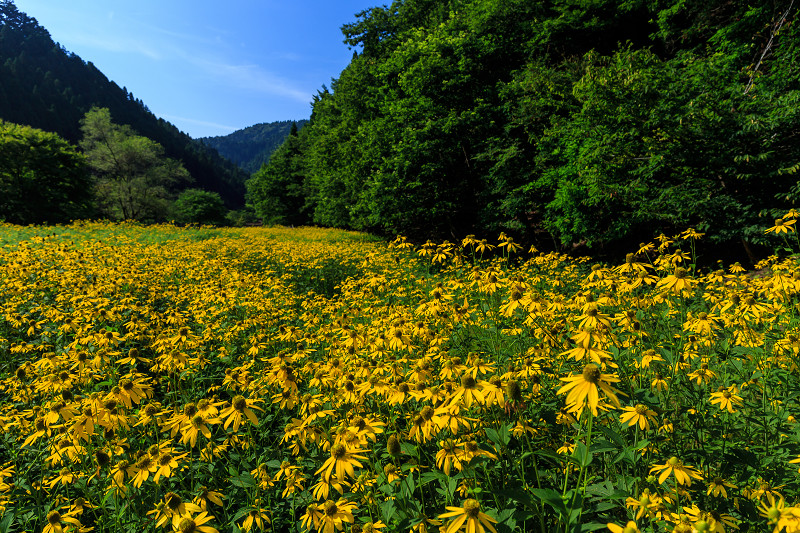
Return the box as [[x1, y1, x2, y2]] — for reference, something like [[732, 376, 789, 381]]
[[582, 364, 601, 383], [166, 492, 182, 510], [232, 396, 247, 411], [463, 499, 481, 518], [331, 444, 347, 460], [324, 500, 338, 516], [178, 519, 196, 533]]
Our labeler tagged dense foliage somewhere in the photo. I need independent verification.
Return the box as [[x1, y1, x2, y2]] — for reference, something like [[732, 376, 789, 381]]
[[81, 108, 190, 222], [2, 221, 800, 532], [172, 189, 228, 226], [0, 121, 93, 224], [247, 0, 800, 255], [200, 120, 308, 175], [0, 1, 249, 207], [247, 123, 308, 226]]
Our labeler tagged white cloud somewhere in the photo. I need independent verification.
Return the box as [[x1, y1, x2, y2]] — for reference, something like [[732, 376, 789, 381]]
[[193, 59, 311, 103], [160, 114, 238, 135], [70, 33, 163, 60]]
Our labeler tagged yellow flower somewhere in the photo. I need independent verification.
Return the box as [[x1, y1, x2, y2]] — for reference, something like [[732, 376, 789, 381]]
[[709, 386, 743, 413], [557, 364, 623, 417], [300, 503, 322, 531], [682, 504, 738, 532], [319, 499, 357, 533], [765, 218, 796, 234], [606, 521, 639, 533], [680, 228, 705, 240], [240, 507, 271, 532], [657, 267, 695, 293], [619, 404, 657, 431], [47, 467, 78, 489], [729, 262, 746, 273], [649, 456, 703, 486], [172, 513, 219, 533], [360, 521, 386, 533], [131, 453, 158, 488], [42, 511, 83, 533], [436, 439, 462, 476], [315, 443, 369, 483], [707, 476, 736, 499], [757, 493, 785, 525], [219, 396, 262, 432], [193, 487, 224, 512], [153, 451, 188, 484], [438, 499, 498, 533]]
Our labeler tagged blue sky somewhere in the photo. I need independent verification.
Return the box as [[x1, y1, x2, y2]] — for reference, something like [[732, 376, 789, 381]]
[[13, 1, 378, 138]]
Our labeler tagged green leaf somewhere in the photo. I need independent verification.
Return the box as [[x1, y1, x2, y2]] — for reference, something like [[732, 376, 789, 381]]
[[581, 522, 613, 532], [0, 511, 14, 533], [573, 441, 592, 467], [229, 472, 257, 488], [530, 488, 569, 516], [418, 471, 443, 486], [598, 426, 627, 448], [588, 439, 618, 455], [380, 499, 397, 522]]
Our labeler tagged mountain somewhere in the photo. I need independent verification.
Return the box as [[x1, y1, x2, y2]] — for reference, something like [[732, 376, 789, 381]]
[[199, 120, 308, 175], [0, 0, 249, 207]]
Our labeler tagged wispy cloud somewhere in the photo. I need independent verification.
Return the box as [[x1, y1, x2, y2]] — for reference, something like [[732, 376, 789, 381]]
[[193, 59, 311, 103], [65, 32, 164, 60], [160, 114, 238, 135]]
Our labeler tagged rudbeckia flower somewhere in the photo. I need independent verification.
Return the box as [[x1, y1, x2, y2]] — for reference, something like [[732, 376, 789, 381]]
[[557, 364, 623, 417], [649, 456, 703, 486], [438, 499, 497, 533]]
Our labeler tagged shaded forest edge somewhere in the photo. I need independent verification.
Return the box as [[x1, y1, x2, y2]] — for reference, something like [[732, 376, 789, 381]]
[[246, 0, 800, 262]]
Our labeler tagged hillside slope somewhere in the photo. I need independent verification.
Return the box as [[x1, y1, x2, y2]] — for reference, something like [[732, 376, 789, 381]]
[[199, 120, 308, 175], [0, 0, 248, 207]]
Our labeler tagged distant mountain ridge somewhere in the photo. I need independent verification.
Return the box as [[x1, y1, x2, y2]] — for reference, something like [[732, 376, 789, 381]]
[[0, 0, 249, 207], [199, 120, 308, 175]]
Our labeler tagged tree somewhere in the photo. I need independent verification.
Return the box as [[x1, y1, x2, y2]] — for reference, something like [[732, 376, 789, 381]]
[[0, 120, 94, 224], [173, 188, 227, 226], [80, 107, 189, 221], [246, 122, 309, 226]]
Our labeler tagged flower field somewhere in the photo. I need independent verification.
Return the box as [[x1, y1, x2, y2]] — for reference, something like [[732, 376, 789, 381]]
[[2, 220, 800, 533]]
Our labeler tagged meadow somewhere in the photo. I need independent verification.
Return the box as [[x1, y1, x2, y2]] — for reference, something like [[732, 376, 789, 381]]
[[1, 219, 800, 533]]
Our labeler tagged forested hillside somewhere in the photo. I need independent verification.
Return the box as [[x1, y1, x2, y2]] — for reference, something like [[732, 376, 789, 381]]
[[199, 120, 308, 175], [248, 0, 800, 254], [0, 1, 248, 207]]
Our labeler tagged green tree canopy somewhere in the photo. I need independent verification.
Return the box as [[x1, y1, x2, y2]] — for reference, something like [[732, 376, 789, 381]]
[[248, 0, 800, 256], [80, 107, 189, 221], [246, 122, 308, 226], [173, 188, 227, 226], [0, 120, 93, 224]]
